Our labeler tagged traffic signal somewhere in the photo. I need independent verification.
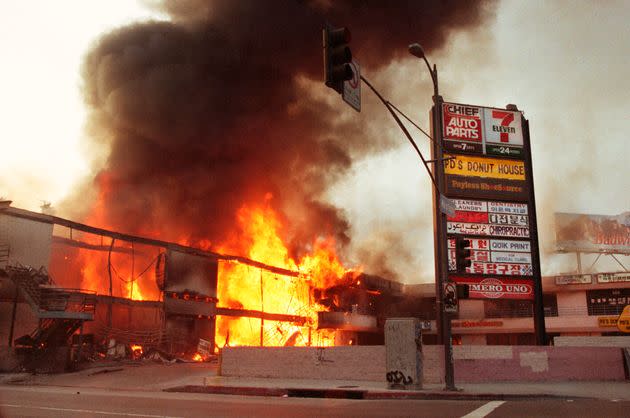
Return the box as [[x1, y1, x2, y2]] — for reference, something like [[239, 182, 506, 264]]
[[457, 284, 470, 299], [323, 26, 353, 94], [455, 236, 472, 273]]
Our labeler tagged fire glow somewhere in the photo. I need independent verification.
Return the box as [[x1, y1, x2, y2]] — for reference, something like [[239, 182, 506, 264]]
[[58, 192, 360, 348], [215, 200, 360, 348]]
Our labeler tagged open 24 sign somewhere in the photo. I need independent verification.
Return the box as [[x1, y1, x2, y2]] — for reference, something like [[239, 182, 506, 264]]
[[483, 108, 523, 158]]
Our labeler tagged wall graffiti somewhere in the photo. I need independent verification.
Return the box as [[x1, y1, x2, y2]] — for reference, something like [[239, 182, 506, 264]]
[[386, 370, 413, 385]]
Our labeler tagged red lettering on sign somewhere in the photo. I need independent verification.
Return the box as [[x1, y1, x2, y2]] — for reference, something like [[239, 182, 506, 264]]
[[492, 110, 515, 143], [447, 211, 489, 223]]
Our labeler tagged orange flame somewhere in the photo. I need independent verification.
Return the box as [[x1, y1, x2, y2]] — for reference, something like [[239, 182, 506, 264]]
[[49, 175, 162, 301], [70, 238, 160, 301], [215, 200, 360, 348], [130, 344, 143, 359], [50, 180, 360, 347]]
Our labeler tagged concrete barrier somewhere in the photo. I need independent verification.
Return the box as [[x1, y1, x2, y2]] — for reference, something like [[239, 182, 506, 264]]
[[0, 346, 20, 372], [451, 346, 625, 382], [221, 346, 385, 381], [554, 336, 630, 347], [384, 318, 422, 389], [220, 344, 626, 383]]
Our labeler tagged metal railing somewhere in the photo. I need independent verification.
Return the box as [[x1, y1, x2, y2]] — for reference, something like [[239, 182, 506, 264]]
[[5, 264, 96, 318], [38, 287, 97, 315], [0, 243, 9, 266]]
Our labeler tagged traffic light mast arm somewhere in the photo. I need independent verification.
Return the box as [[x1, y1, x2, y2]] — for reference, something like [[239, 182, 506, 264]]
[[359, 75, 438, 191]]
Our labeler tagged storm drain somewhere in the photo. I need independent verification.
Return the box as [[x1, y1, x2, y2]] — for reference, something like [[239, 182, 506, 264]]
[[286, 389, 365, 399]]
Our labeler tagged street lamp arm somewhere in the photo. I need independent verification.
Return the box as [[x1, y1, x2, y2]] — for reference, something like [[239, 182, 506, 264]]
[[422, 57, 437, 90], [360, 75, 438, 191]]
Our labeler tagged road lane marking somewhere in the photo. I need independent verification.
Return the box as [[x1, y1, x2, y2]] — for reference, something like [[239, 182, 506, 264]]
[[0, 403, 183, 418], [460, 401, 505, 418]]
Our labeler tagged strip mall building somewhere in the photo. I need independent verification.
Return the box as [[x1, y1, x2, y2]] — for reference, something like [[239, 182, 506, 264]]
[[408, 271, 630, 345], [1, 202, 628, 350]]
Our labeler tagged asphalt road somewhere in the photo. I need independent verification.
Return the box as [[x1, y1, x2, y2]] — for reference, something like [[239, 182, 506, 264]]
[[1, 385, 630, 418]]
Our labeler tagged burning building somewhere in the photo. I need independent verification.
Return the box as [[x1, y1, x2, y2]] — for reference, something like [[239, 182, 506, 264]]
[[0, 2, 500, 369], [1, 201, 418, 369]]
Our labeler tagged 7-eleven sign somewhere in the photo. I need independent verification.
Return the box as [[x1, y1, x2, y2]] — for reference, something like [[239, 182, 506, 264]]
[[484, 108, 523, 147]]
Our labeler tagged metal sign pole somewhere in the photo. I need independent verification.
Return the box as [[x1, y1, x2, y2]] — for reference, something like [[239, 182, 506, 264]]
[[523, 118, 547, 345], [430, 85, 456, 391]]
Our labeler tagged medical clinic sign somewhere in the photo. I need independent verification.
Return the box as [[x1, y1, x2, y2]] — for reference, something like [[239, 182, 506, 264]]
[[436, 102, 541, 302]]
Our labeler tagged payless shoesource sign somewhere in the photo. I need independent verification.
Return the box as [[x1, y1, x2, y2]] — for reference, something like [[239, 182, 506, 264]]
[[443, 153, 528, 201]]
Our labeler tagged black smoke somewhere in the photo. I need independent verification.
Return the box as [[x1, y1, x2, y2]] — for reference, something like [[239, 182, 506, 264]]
[[79, 0, 495, 257]]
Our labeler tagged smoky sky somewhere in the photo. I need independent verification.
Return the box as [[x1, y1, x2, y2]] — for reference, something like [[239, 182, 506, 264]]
[[80, 0, 495, 258]]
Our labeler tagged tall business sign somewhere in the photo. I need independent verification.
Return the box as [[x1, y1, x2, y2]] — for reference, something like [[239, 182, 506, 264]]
[[432, 101, 546, 344]]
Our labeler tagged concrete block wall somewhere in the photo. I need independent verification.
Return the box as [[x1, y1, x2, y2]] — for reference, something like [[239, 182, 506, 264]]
[[0, 301, 38, 346], [221, 344, 627, 383], [556, 290, 588, 315], [0, 346, 20, 372], [554, 336, 630, 347], [0, 214, 53, 270], [451, 346, 625, 382], [221, 346, 386, 381]]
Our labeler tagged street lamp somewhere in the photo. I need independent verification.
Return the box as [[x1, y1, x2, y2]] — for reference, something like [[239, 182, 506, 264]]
[[408, 42, 456, 391], [408, 43, 439, 102]]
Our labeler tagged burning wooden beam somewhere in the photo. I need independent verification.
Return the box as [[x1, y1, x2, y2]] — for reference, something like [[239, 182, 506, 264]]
[[216, 307, 307, 325], [3, 206, 301, 278]]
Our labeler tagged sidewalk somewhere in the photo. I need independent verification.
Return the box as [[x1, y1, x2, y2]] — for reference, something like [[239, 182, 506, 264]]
[[2, 362, 630, 401], [168, 373, 630, 401]]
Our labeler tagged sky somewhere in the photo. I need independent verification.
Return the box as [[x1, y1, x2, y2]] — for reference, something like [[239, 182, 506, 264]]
[[0, 1, 166, 208], [1, 1, 628, 282]]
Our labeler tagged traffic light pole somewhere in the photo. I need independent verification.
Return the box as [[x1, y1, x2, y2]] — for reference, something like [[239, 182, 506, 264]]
[[329, 35, 456, 389], [361, 68, 456, 391], [428, 73, 456, 392]]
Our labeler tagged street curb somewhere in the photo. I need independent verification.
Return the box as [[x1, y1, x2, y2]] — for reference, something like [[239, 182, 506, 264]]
[[164, 385, 587, 401], [0, 373, 32, 385], [165, 385, 287, 397]]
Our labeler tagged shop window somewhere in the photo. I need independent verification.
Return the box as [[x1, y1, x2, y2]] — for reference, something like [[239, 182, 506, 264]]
[[484, 299, 533, 318], [487, 333, 535, 345], [422, 333, 437, 345], [543, 293, 558, 317], [586, 289, 630, 316]]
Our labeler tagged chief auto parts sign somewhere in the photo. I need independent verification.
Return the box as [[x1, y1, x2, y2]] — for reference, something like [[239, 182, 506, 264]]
[[442, 103, 483, 154]]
